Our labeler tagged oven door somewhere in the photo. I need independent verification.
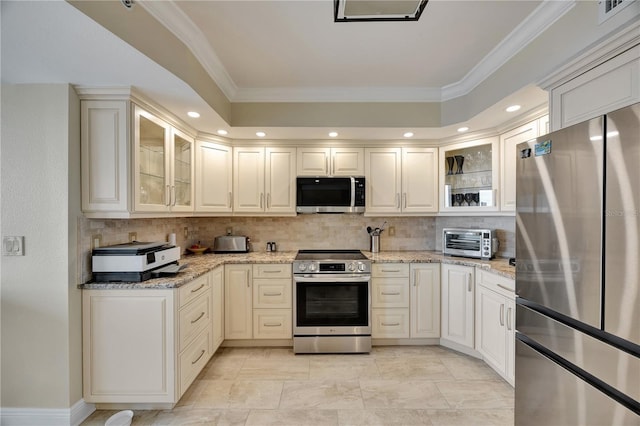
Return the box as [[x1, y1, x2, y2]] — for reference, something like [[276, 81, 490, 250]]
[[293, 274, 371, 336]]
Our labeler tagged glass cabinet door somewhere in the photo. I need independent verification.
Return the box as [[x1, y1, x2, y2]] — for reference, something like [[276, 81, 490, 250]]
[[135, 107, 170, 211], [171, 128, 194, 212], [440, 137, 499, 211]]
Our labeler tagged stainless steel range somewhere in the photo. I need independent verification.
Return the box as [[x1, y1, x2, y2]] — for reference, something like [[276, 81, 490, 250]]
[[293, 250, 372, 354]]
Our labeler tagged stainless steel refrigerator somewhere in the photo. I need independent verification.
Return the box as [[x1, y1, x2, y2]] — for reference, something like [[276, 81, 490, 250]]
[[515, 103, 640, 425]]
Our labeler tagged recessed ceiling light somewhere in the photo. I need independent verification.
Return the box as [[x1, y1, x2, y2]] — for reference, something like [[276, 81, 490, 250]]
[[506, 105, 521, 113], [403, 132, 414, 138], [217, 129, 228, 136], [187, 111, 200, 118], [256, 131, 266, 138], [329, 131, 338, 138], [457, 126, 469, 132]]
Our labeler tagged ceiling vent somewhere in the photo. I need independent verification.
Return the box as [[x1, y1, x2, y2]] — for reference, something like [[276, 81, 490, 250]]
[[598, 0, 637, 24], [334, 0, 428, 22]]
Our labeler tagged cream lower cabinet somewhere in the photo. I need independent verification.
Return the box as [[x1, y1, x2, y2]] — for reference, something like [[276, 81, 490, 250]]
[[224, 265, 253, 339], [82, 273, 214, 407], [252, 264, 292, 339], [372, 263, 440, 339], [440, 264, 475, 349], [475, 269, 516, 386], [210, 265, 225, 351]]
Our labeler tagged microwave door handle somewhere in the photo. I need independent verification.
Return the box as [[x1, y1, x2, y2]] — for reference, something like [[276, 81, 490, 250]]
[[350, 176, 356, 208]]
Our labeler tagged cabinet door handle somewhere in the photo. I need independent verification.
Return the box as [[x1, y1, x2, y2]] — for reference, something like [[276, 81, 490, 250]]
[[403, 192, 407, 209], [191, 349, 206, 365], [246, 270, 250, 287], [497, 283, 515, 293], [381, 291, 400, 295], [414, 270, 419, 287], [396, 193, 400, 209], [499, 304, 505, 326], [264, 322, 282, 327], [264, 292, 282, 296], [171, 185, 176, 206], [382, 322, 400, 327], [191, 311, 205, 324], [190, 283, 205, 293], [228, 192, 232, 208], [507, 307, 512, 330], [468, 274, 472, 292], [165, 185, 171, 206]]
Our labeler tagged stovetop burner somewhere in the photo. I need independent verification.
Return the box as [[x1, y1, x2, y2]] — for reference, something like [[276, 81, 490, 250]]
[[295, 249, 368, 261]]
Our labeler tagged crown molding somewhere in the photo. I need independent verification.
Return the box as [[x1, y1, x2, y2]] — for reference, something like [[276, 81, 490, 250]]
[[132, 0, 574, 103]]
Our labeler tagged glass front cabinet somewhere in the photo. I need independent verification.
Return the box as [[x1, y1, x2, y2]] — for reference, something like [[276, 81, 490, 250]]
[[439, 136, 499, 212]]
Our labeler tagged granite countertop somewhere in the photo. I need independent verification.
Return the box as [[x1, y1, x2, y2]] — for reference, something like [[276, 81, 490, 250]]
[[80, 250, 514, 290]]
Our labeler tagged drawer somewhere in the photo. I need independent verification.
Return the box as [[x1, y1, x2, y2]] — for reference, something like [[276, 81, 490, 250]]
[[372, 263, 409, 278], [178, 274, 211, 308], [179, 291, 211, 351], [253, 263, 292, 279], [372, 278, 409, 308], [476, 269, 515, 297], [253, 279, 292, 309], [372, 308, 410, 338], [252, 309, 292, 339], [178, 327, 211, 397]]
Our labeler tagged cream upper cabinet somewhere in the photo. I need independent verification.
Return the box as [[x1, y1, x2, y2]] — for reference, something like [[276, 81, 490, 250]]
[[365, 147, 438, 215], [194, 140, 232, 213], [133, 105, 194, 213], [440, 137, 499, 213], [297, 147, 364, 176], [234, 147, 296, 215], [499, 120, 539, 212]]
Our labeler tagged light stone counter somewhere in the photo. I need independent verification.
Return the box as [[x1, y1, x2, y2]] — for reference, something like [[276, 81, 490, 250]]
[[80, 250, 514, 290]]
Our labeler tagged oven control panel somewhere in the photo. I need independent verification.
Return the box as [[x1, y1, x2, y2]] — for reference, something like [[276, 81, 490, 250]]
[[294, 260, 371, 274]]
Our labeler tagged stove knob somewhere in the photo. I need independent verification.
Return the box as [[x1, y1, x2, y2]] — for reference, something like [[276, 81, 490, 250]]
[[347, 262, 356, 271], [298, 263, 307, 272], [358, 262, 366, 272], [309, 262, 317, 272]]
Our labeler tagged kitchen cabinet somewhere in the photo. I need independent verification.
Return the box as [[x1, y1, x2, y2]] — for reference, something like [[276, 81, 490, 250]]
[[224, 264, 253, 339], [439, 137, 499, 213], [297, 147, 364, 176], [371, 263, 440, 339], [410, 264, 440, 338], [365, 147, 438, 215], [210, 265, 225, 351], [194, 140, 232, 213], [133, 105, 194, 213], [548, 45, 639, 131], [440, 264, 475, 350], [82, 273, 214, 407], [252, 264, 292, 339], [475, 269, 515, 386], [233, 147, 296, 215]]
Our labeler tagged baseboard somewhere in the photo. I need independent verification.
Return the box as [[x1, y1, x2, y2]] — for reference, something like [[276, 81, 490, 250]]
[[439, 338, 482, 359], [1, 399, 96, 426]]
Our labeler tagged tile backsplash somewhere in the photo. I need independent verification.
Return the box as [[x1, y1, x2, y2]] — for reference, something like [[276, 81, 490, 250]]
[[79, 214, 515, 283]]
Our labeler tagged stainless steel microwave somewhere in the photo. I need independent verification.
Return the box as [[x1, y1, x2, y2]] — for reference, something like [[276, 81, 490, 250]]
[[296, 176, 365, 213], [443, 228, 499, 260]]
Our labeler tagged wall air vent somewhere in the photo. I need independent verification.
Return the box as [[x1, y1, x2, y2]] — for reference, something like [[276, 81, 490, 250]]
[[334, 0, 428, 22], [598, 0, 638, 24]]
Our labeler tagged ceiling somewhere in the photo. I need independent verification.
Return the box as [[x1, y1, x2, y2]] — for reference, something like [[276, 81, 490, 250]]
[[1, 0, 567, 140]]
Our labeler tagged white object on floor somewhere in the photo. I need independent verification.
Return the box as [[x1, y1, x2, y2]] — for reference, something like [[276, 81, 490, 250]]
[[105, 410, 133, 426]]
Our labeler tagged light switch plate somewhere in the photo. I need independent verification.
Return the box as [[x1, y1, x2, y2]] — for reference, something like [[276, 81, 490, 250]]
[[2, 236, 24, 256]]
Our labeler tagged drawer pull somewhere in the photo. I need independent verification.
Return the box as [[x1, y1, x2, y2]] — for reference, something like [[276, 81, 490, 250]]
[[381, 269, 401, 273], [191, 349, 206, 365], [497, 283, 515, 293], [381, 291, 400, 295], [191, 312, 205, 324], [264, 322, 282, 327], [262, 269, 282, 274], [264, 292, 283, 296], [190, 283, 206, 293], [382, 322, 400, 327]]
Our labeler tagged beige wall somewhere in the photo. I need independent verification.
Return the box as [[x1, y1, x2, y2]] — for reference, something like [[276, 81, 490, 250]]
[[1, 84, 82, 409], [79, 215, 515, 284]]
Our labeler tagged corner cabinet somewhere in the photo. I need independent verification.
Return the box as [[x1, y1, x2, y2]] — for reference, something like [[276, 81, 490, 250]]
[[194, 140, 233, 213], [80, 97, 196, 218], [365, 147, 438, 215], [440, 264, 475, 350], [439, 137, 499, 213], [82, 272, 216, 408], [233, 147, 296, 215]]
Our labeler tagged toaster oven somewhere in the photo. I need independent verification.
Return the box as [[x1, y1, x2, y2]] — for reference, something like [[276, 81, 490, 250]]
[[443, 228, 499, 260]]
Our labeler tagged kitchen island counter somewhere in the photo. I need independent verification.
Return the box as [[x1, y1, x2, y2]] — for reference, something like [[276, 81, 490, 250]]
[[80, 250, 514, 289]]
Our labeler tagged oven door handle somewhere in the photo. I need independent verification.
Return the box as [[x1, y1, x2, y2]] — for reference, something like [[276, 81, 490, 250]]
[[294, 274, 371, 283]]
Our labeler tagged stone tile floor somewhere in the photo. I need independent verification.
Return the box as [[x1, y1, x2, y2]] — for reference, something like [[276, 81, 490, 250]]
[[81, 346, 514, 425]]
